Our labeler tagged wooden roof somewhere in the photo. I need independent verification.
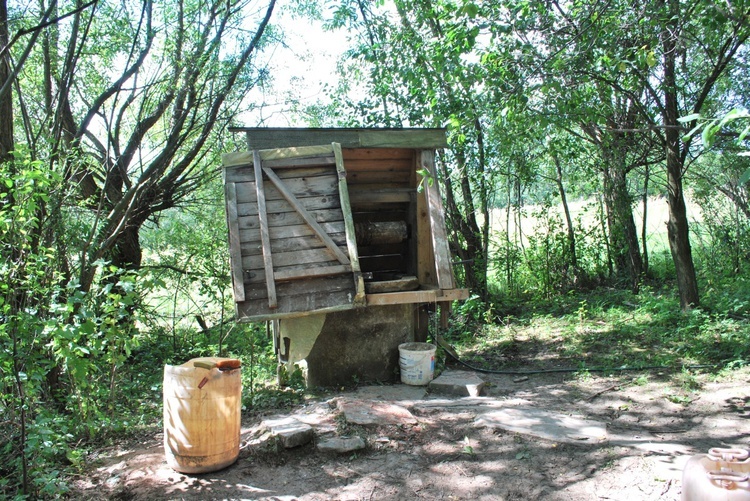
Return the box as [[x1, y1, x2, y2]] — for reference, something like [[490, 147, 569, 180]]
[[228, 127, 449, 150]]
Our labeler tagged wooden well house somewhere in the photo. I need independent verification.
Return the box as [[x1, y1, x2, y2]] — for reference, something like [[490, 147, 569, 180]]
[[222, 128, 468, 386]]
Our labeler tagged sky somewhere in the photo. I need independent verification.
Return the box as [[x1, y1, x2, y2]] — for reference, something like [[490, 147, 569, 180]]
[[238, 6, 352, 127]]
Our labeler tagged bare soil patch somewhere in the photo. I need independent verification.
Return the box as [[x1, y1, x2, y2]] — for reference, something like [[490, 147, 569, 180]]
[[70, 368, 750, 500]]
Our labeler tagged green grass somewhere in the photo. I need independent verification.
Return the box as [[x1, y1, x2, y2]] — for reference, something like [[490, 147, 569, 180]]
[[443, 281, 750, 376]]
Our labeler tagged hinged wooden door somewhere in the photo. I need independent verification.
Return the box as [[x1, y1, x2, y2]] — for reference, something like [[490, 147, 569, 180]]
[[222, 143, 365, 321]]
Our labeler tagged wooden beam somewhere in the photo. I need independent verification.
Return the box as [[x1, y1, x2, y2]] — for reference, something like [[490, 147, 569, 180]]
[[416, 156, 436, 287], [333, 142, 366, 305], [254, 150, 278, 309], [224, 182, 246, 302], [365, 290, 438, 306], [422, 150, 455, 290], [228, 127, 449, 150], [262, 166, 351, 266]]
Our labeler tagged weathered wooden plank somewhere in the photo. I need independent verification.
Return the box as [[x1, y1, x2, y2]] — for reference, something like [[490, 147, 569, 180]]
[[359, 129, 448, 149], [241, 233, 348, 256], [229, 128, 448, 150], [345, 170, 411, 185], [237, 209, 344, 231], [263, 166, 351, 266], [342, 148, 415, 161], [242, 247, 344, 271], [253, 151, 278, 309], [347, 188, 413, 205], [234, 175, 338, 204], [334, 142, 365, 305], [422, 150, 455, 289], [342, 157, 414, 173], [416, 153, 436, 287], [241, 234, 346, 257], [243, 274, 354, 299], [365, 290, 439, 306], [236, 278, 357, 321], [239, 221, 346, 245], [224, 182, 246, 302], [274, 264, 351, 282], [225, 164, 333, 183], [236, 196, 342, 218], [262, 155, 336, 169], [437, 288, 470, 301], [238, 209, 344, 230], [259, 144, 334, 160]]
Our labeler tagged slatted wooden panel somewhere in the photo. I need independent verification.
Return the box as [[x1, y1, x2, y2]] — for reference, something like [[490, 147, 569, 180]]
[[344, 148, 416, 277], [222, 144, 364, 321]]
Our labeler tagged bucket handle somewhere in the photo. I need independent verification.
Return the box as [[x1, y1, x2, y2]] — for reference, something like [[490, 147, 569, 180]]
[[707, 448, 750, 462], [707, 470, 750, 487]]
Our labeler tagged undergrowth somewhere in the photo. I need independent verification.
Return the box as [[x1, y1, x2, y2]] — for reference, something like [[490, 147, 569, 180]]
[[442, 275, 750, 375]]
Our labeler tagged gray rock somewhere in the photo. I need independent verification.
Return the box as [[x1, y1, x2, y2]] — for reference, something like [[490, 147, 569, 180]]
[[317, 436, 366, 453], [261, 417, 314, 448], [429, 370, 487, 397], [337, 398, 418, 425]]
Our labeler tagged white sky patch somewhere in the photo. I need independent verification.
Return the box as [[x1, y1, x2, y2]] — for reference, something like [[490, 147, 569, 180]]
[[237, 6, 351, 127]]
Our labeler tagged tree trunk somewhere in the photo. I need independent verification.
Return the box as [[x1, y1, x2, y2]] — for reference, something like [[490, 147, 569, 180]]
[[553, 153, 579, 286], [0, 0, 12, 162], [641, 165, 650, 276], [111, 224, 143, 270], [436, 153, 488, 301], [602, 162, 643, 292], [661, 0, 699, 310]]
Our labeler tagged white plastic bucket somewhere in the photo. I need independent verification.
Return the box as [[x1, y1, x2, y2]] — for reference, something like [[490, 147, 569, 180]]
[[398, 342, 436, 385], [681, 448, 750, 501]]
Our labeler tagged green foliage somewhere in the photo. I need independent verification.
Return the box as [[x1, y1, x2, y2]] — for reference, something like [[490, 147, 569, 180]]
[[445, 283, 750, 376]]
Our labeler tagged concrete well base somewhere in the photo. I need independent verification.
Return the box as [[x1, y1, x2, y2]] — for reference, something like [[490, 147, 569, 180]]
[[278, 304, 415, 388]]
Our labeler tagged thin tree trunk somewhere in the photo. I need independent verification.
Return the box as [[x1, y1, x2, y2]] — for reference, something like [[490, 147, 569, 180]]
[[641, 165, 650, 276], [661, 0, 699, 309], [0, 0, 12, 162], [505, 173, 513, 292], [553, 154, 578, 285]]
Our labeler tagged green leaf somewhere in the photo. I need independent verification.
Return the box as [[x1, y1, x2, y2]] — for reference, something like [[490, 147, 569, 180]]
[[701, 122, 719, 146], [646, 51, 656, 68], [740, 168, 750, 185], [738, 124, 750, 142], [678, 113, 701, 123], [682, 122, 704, 142], [463, 3, 479, 18]]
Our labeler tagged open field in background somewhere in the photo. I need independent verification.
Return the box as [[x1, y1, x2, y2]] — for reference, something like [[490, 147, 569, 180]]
[[488, 196, 704, 254]]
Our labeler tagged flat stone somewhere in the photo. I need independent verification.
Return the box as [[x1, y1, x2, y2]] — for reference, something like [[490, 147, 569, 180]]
[[337, 398, 418, 425], [429, 370, 487, 397], [317, 436, 366, 453], [354, 384, 428, 402], [475, 407, 608, 445], [261, 417, 314, 448]]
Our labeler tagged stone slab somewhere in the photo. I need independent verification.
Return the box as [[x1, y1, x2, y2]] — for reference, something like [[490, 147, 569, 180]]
[[353, 384, 428, 402], [261, 417, 314, 448], [317, 436, 366, 453], [429, 370, 486, 397], [475, 407, 608, 446], [337, 398, 418, 426]]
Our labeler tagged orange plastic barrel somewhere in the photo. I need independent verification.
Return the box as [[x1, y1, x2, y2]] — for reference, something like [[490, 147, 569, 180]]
[[682, 448, 750, 500], [163, 357, 242, 473]]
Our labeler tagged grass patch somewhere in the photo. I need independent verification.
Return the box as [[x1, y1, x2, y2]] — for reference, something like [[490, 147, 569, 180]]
[[443, 284, 750, 376]]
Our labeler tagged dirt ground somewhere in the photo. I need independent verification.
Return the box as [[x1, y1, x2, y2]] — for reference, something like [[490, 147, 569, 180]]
[[71, 367, 750, 500]]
